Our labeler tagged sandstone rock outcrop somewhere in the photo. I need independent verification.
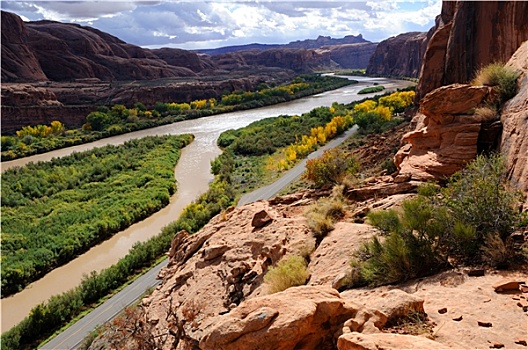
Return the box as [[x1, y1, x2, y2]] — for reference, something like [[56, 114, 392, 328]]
[[501, 40, 528, 209], [142, 201, 317, 349], [416, 1, 528, 101], [366, 32, 428, 78], [200, 286, 361, 350], [394, 84, 490, 181]]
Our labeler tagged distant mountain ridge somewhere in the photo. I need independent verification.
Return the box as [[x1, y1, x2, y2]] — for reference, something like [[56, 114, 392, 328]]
[[196, 34, 368, 55]]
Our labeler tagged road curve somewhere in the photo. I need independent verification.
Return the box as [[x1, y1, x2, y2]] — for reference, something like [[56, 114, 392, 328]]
[[41, 125, 358, 350]]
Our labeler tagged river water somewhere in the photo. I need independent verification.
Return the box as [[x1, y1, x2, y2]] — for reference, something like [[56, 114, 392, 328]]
[[0, 76, 413, 331]]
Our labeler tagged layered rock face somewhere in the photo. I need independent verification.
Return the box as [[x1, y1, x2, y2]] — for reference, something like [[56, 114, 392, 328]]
[[396, 1, 528, 206], [366, 32, 429, 78], [394, 84, 491, 181], [320, 43, 378, 70], [416, 1, 528, 100], [212, 43, 377, 73], [501, 41, 528, 208]]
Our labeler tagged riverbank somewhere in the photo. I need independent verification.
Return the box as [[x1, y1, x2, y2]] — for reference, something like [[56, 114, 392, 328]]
[[1, 75, 354, 161], [1, 77, 415, 334]]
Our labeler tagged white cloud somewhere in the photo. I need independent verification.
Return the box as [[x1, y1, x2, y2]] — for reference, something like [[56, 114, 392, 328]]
[[1, 0, 442, 49]]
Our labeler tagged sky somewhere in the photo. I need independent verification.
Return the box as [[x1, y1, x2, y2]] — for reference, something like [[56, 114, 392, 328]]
[[1, 0, 442, 50]]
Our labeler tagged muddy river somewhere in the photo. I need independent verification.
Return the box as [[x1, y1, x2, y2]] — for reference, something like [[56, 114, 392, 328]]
[[1, 76, 413, 331]]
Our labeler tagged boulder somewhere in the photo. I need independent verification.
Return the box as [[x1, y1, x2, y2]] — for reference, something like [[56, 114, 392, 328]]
[[200, 286, 360, 350], [366, 289, 425, 324], [419, 84, 489, 117], [308, 222, 377, 289]]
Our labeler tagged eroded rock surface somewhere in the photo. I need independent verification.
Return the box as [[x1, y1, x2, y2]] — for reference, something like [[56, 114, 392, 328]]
[[366, 32, 429, 78], [416, 1, 528, 100], [501, 41, 528, 209], [142, 201, 317, 349], [394, 84, 490, 181]]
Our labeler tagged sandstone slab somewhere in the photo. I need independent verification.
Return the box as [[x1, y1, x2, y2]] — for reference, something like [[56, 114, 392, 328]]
[[337, 332, 451, 350]]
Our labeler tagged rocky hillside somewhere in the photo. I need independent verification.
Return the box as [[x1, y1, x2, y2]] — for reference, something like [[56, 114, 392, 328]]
[[366, 32, 429, 78], [89, 195, 527, 350], [211, 42, 377, 73], [1, 11, 199, 82], [2, 11, 375, 83]]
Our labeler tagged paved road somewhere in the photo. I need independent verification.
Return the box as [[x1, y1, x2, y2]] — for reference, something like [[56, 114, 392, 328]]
[[238, 125, 358, 206], [40, 260, 168, 350], [41, 125, 358, 349]]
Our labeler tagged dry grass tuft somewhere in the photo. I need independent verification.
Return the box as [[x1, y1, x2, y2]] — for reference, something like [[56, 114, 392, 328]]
[[264, 255, 309, 294]]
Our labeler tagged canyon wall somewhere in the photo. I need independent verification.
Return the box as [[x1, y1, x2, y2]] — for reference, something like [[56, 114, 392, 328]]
[[366, 32, 429, 78], [397, 1, 528, 206], [416, 1, 528, 101]]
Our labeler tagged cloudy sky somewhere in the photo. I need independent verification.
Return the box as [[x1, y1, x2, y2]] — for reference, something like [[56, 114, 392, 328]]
[[1, 0, 442, 50]]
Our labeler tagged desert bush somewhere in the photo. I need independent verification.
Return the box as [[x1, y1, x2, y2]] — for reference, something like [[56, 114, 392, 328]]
[[481, 233, 512, 269], [356, 154, 522, 286], [472, 63, 519, 104], [306, 212, 335, 240], [264, 255, 309, 294], [305, 189, 346, 242], [304, 148, 359, 188], [443, 154, 520, 241], [474, 105, 498, 122], [360, 196, 445, 285], [367, 209, 401, 235]]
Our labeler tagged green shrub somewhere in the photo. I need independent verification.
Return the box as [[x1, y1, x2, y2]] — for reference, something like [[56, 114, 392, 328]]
[[264, 255, 309, 294], [360, 196, 445, 285], [356, 154, 522, 286], [443, 154, 520, 241], [367, 209, 401, 235], [472, 63, 519, 104]]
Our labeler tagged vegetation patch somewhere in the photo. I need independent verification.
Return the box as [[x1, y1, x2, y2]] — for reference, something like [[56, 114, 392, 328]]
[[352, 155, 524, 287], [305, 187, 347, 242], [264, 255, 309, 294], [1, 134, 193, 296], [358, 85, 385, 94], [1, 75, 353, 161], [2, 138, 237, 350], [472, 63, 519, 105]]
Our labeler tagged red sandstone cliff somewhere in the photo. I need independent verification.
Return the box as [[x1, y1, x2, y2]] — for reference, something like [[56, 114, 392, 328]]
[[366, 32, 429, 78], [396, 1, 528, 207], [416, 1, 528, 101]]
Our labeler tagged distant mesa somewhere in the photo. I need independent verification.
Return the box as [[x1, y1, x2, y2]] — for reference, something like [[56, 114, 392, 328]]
[[1, 10, 377, 83]]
